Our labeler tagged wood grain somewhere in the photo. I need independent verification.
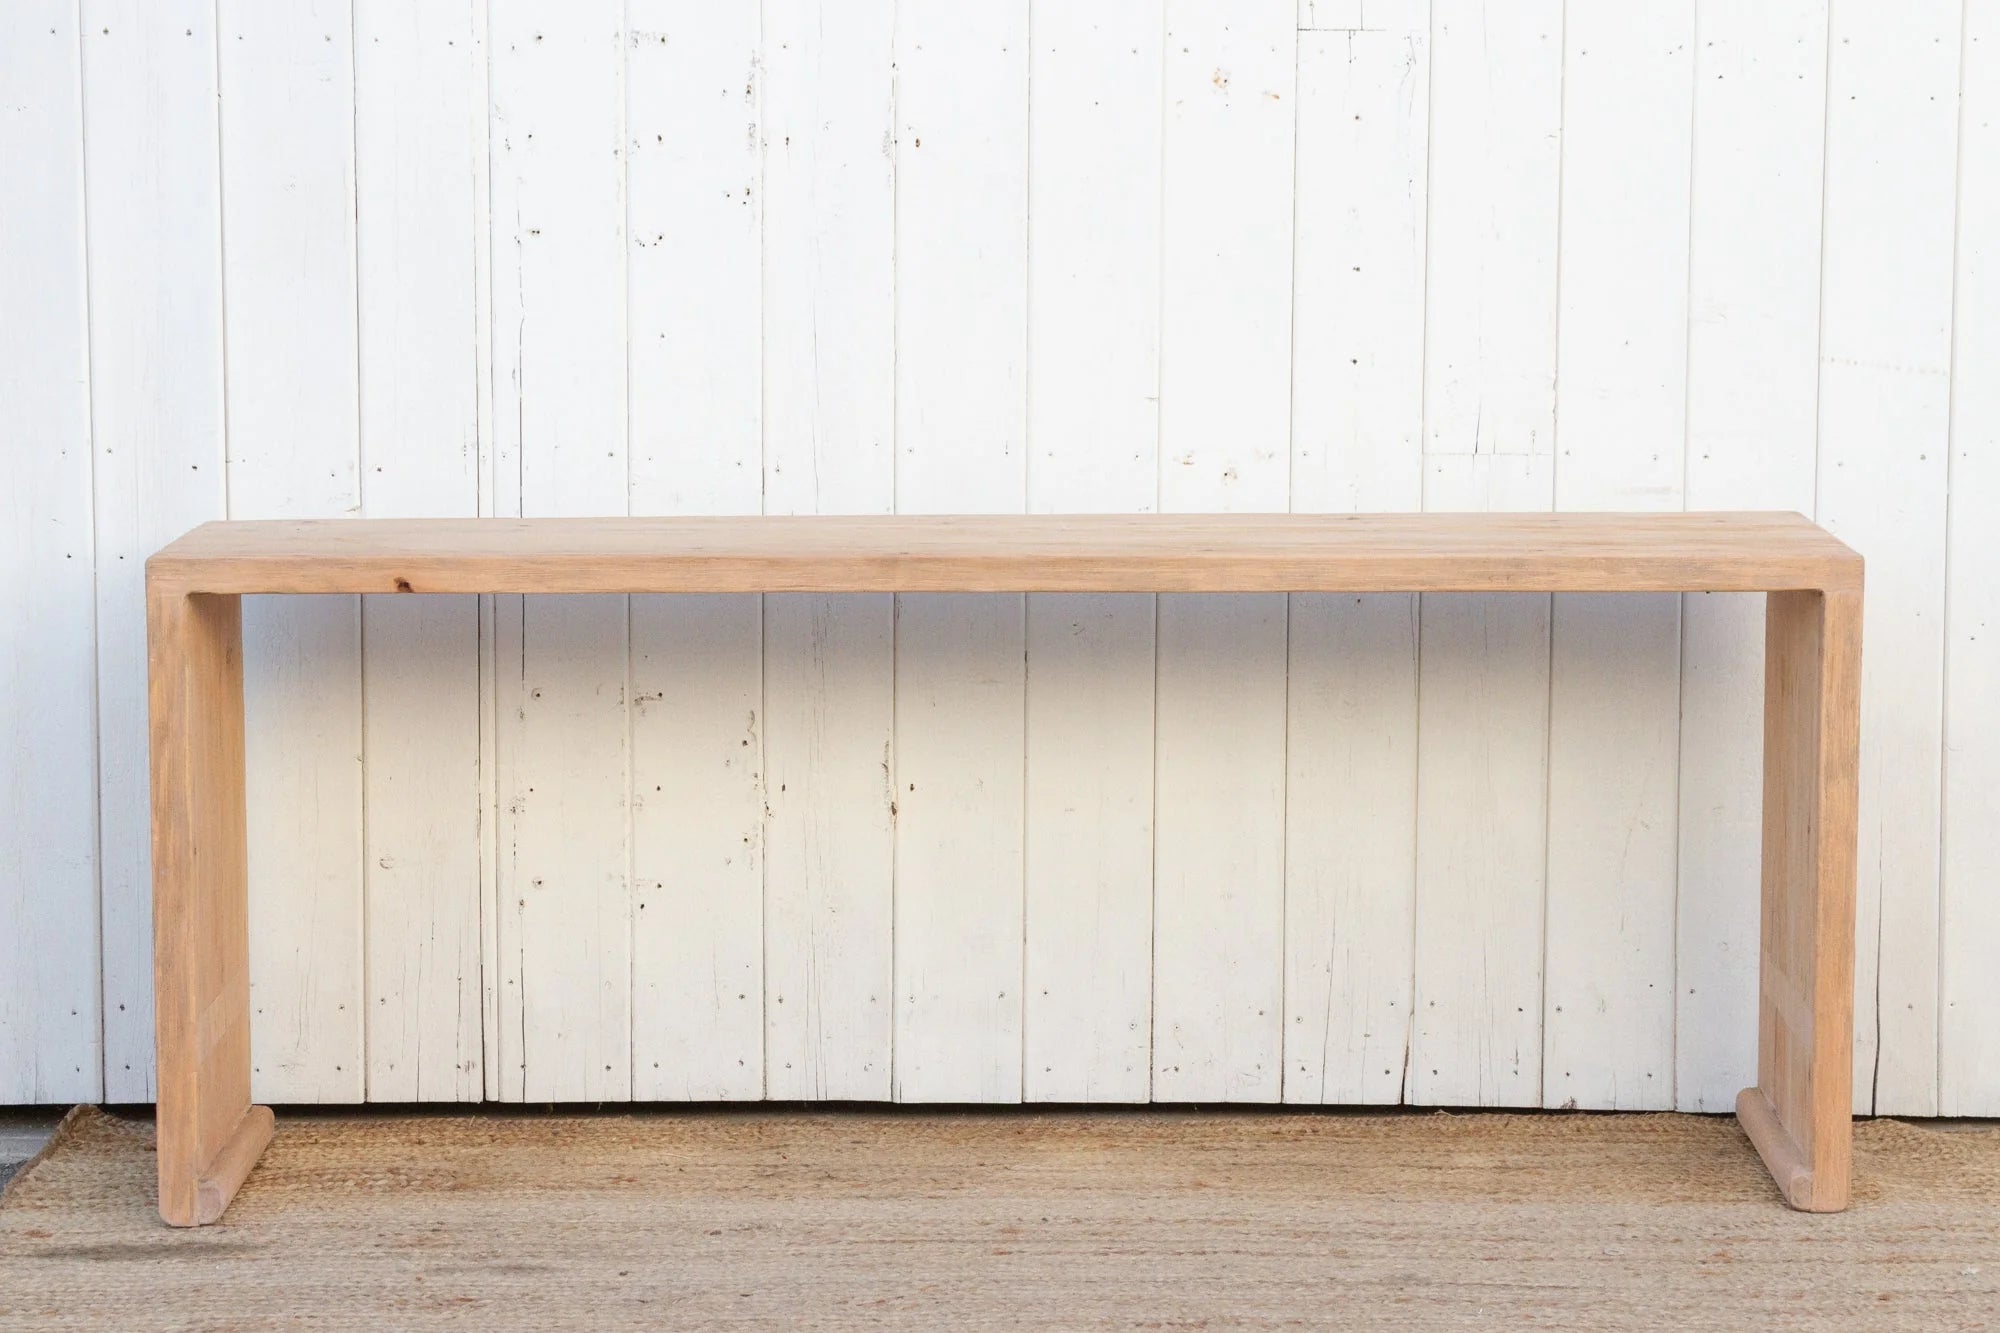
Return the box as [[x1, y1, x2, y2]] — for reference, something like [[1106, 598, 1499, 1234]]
[[146, 510, 1863, 1218], [149, 589, 260, 1226], [1748, 587, 1862, 1211], [150, 513, 1861, 596]]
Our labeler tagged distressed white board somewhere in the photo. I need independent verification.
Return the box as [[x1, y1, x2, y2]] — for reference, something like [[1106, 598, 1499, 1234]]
[[629, 600, 763, 1100], [1411, 590, 1551, 1108], [1674, 0, 1827, 1113], [79, 0, 230, 1103], [1283, 12, 1426, 1105], [1023, 0, 1162, 516], [763, 596, 895, 1099], [0, 2, 101, 1105], [1298, 0, 1362, 29], [1022, 597, 1156, 1101], [760, 0, 898, 1102], [1283, 593, 1418, 1105], [760, 0, 896, 522], [1816, 0, 1959, 1117], [1421, 0, 1561, 467], [1021, 0, 1161, 1104], [352, 0, 487, 1104], [891, 595, 1027, 1103], [890, 0, 1030, 1103], [626, 0, 765, 1101], [489, 0, 633, 1103], [217, 0, 367, 1104], [1153, 596, 1290, 1101], [1940, 1, 2000, 1118], [1542, 0, 1692, 1112], [626, 0, 761, 519], [1410, 0, 1561, 1108], [1290, 7, 1429, 521], [1153, 0, 1295, 1103], [891, 0, 1029, 513]]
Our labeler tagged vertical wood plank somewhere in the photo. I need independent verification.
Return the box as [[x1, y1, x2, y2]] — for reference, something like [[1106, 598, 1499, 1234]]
[[1153, 0, 1296, 1103], [147, 588, 262, 1225], [760, 0, 898, 1101], [1748, 587, 1860, 1212], [891, 0, 1030, 1102], [82, 0, 231, 1104], [629, 598, 763, 1099], [1290, 7, 1430, 521], [1420, 0, 1561, 469], [352, 0, 487, 1104], [1283, 7, 1427, 1105], [625, 1, 765, 1102], [1411, 0, 1561, 1107], [1022, 597, 1156, 1101], [1021, 0, 1162, 1103], [762, 595, 895, 1099], [1675, 0, 1827, 1113], [1816, 0, 1959, 1117], [1154, 596, 1289, 1102], [475, 11, 509, 1101], [489, 0, 632, 1103], [1410, 583, 1551, 1108], [217, 0, 366, 1104], [0, 1, 101, 1104], [892, 594, 1027, 1103], [1941, 0, 2000, 1118], [1298, 0, 1362, 30], [1542, 0, 1693, 1111]]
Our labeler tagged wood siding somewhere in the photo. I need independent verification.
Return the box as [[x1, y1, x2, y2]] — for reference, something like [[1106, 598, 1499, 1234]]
[[1, 0, 1992, 1115]]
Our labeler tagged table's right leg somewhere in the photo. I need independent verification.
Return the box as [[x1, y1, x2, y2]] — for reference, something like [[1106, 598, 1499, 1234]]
[[149, 585, 272, 1226], [1737, 586, 1861, 1212]]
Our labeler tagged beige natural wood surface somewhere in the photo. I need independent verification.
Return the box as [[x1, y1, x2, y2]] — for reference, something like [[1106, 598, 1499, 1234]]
[[1743, 586, 1864, 1211], [143, 510, 1863, 1222], [147, 512, 1862, 595], [147, 588, 263, 1227]]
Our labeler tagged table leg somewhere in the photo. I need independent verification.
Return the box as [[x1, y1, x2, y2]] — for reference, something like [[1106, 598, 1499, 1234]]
[[1738, 586, 1861, 1212], [149, 586, 272, 1226]]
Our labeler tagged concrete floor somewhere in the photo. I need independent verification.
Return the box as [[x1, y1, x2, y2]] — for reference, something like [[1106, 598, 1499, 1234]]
[[0, 1109, 64, 1191], [9, 1108, 2000, 1328]]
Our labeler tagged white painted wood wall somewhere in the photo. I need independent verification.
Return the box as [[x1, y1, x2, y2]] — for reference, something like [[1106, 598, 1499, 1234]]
[[2, 0, 1994, 1116]]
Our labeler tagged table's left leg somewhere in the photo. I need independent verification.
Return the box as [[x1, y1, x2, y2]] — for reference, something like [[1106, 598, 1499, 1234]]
[[149, 586, 272, 1226]]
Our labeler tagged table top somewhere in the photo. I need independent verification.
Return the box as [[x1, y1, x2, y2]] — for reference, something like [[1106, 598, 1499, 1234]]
[[147, 512, 1862, 595]]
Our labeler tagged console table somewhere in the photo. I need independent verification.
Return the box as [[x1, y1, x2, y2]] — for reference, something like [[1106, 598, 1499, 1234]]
[[146, 512, 1862, 1223]]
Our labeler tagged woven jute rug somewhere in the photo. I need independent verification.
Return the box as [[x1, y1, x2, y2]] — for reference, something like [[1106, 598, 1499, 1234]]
[[3, 1107, 1996, 1330]]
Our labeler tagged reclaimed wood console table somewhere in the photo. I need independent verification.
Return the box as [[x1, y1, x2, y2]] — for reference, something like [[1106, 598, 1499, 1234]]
[[147, 512, 1862, 1223]]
